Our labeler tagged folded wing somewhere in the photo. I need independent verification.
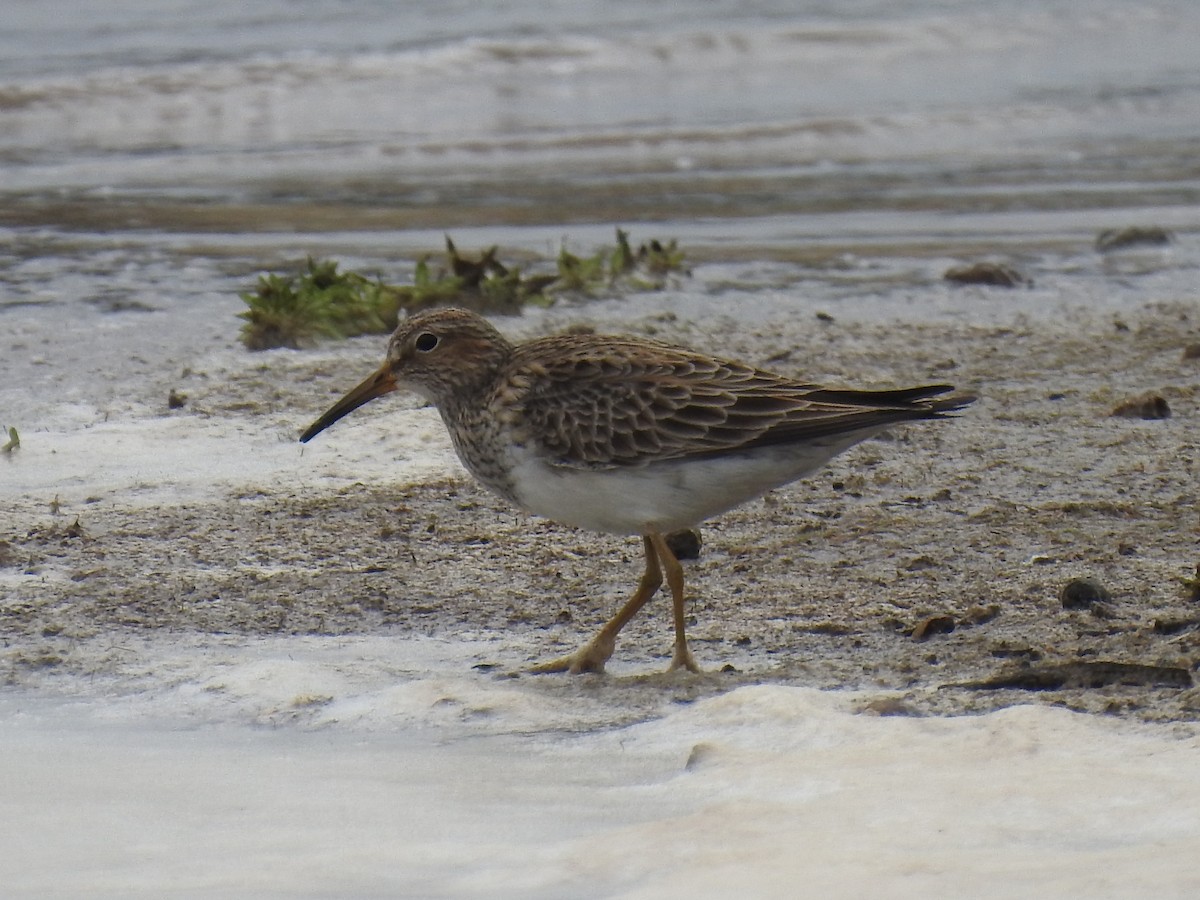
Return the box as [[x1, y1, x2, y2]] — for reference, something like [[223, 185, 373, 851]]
[[511, 336, 974, 468]]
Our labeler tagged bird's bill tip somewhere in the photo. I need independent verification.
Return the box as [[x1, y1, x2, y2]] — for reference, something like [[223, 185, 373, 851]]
[[299, 364, 398, 443]]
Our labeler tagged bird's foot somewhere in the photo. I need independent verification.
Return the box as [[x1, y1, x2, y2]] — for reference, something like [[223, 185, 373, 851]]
[[529, 637, 615, 675], [667, 643, 701, 674]]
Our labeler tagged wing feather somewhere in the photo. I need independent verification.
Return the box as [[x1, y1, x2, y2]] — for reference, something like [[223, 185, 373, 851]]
[[506, 334, 969, 468]]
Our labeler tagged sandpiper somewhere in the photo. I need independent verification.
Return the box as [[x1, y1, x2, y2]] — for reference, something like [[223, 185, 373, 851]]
[[300, 307, 974, 674]]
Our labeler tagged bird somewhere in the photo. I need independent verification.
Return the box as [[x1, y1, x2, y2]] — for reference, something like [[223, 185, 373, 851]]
[[300, 307, 974, 674]]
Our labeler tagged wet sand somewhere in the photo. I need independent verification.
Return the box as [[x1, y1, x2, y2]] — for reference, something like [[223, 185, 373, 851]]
[[7, 285, 1198, 723]]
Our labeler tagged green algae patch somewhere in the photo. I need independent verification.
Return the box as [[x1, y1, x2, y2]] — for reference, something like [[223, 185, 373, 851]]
[[239, 230, 688, 350]]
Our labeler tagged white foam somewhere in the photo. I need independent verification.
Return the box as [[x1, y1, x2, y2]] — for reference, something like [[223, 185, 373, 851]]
[[2, 668, 1197, 898]]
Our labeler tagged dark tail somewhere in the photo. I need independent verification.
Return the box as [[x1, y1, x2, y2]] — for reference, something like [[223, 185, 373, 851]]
[[804, 384, 976, 415]]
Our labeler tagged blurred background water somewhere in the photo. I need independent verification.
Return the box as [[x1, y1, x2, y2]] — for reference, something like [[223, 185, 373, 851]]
[[1, 0, 1198, 423], [3, 0, 1198, 224]]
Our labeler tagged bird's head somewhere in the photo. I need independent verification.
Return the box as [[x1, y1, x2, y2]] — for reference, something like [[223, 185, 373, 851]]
[[299, 307, 512, 443]]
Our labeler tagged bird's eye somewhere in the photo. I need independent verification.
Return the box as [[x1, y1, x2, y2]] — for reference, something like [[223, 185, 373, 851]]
[[414, 332, 439, 352]]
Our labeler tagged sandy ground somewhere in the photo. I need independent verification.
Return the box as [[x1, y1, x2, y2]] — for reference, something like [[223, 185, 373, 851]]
[[5, 264, 1200, 897], [5, 292, 1199, 724]]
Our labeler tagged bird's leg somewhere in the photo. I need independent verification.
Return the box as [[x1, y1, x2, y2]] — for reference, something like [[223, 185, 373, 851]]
[[529, 536, 663, 674], [648, 532, 701, 673]]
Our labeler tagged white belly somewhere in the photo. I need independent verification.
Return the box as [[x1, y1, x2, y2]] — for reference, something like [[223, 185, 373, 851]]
[[505, 438, 869, 535]]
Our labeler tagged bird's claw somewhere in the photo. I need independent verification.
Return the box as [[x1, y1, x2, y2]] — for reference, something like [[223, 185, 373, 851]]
[[529, 638, 614, 675]]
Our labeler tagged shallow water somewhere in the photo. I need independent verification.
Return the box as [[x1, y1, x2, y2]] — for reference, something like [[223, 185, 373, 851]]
[[3, 0, 1199, 212], [3, 0, 1198, 365]]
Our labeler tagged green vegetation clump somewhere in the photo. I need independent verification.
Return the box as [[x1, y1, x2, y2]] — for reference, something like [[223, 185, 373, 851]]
[[556, 228, 687, 295], [239, 258, 404, 350], [425, 237, 556, 314], [238, 229, 688, 350], [1, 426, 18, 453]]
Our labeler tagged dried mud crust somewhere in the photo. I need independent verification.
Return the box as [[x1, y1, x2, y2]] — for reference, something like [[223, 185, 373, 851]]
[[4, 303, 1200, 722]]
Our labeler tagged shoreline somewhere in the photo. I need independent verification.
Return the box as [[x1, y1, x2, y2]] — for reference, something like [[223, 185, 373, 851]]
[[6, 291, 1198, 724]]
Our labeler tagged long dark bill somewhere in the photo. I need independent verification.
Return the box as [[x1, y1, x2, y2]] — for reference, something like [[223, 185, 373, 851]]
[[299, 364, 398, 443]]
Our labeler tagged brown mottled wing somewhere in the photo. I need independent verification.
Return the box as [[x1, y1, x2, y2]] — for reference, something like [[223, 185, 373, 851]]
[[510, 335, 969, 468]]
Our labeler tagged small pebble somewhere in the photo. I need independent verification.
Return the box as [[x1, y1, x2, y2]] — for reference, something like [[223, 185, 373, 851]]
[[911, 614, 955, 641], [903, 554, 938, 571], [1182, 564, 1200, 602], [858, 697, 916, 716], [962, 604, 1001, 626], [1153, 617, 1200, 636], [1095, 226, 1173, 252], [1060, 577, 1111, 610], [944, 261, 1030, 288], [1110, 393, 1170, 419]]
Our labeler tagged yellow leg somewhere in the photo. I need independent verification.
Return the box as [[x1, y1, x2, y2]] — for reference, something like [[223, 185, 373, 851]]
[[530, 536, 663, 674], [648, 533, 701, 673]]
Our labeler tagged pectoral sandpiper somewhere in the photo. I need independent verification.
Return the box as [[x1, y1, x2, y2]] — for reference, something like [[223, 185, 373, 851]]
[[300, 307, 974, 674]]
